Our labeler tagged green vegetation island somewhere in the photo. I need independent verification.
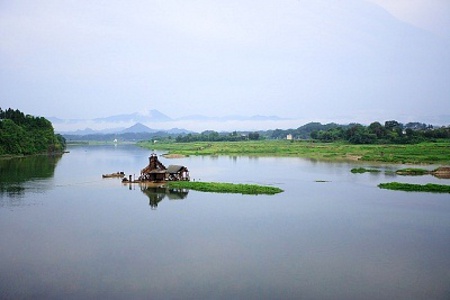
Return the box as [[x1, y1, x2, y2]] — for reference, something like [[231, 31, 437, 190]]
[[0, 108, 66, 156], [353, 167, 450, 193], [378, 182, 450, 193], [351, 167, 450, 177], [167, 181, 283, 195]]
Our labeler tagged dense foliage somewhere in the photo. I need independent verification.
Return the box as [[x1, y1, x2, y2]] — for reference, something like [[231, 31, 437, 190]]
[[268, 122, 344, 140], [0, 108, 66, 155], [166, 120, 449, 145], [311, 120, 449, 144], [175, 130, 261, 142]]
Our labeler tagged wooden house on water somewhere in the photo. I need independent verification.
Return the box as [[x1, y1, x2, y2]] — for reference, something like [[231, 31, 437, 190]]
[[140, 153, 190, 182]]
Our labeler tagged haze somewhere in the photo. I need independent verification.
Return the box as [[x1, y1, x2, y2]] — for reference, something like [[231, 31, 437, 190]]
[[1, 0, 449, 131]]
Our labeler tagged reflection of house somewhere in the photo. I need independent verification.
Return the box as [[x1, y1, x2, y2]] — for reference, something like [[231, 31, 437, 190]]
[[140, 186, 189, 209], [140, 154, 190, 182]]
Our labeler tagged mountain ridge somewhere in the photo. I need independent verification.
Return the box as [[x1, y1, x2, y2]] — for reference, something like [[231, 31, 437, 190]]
[[50, 109, 288, 134]]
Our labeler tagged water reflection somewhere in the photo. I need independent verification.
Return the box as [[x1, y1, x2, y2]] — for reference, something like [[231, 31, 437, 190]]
[[126, 183, 189, 209], [0, 155, 61, 199]]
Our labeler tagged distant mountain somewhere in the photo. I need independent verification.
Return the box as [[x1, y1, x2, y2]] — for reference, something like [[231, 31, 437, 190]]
[[58, 127, 126, 135], [51, 109, 288, 134], [121, 122, 155, 133], [119, 123, 193, 135], [177, 114, 286, 122], [165, 128, 193, 134], [248, 115, 284, 121], [51, 109, 285, 124], [60, 122, 194, 136], [67, 128, 97, 135], [95, 109, 172, 123], [177, 114, 213, 121]]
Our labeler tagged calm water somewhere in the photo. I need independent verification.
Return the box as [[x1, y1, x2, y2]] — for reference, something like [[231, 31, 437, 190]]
[[1, 145, 449, 299]]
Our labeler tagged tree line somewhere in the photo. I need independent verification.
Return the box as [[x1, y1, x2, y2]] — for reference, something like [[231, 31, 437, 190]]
[[0, 108, 66, 155], [310, 120, 449, 144], [175, 130, 261, 142], [170, 120, 449, 145]]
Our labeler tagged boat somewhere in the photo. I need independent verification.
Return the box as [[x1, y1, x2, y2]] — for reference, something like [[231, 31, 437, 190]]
[[102, 172, 125, 178]]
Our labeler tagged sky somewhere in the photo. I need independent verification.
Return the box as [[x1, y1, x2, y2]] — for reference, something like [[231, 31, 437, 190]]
[[1, 0, 449, 131]]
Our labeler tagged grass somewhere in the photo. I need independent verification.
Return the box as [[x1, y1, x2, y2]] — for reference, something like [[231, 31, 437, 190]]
[[378, 182, 450, 193], [167, 181, 283, 195], [139, 140, 450, 164], [351, 167, 382, 174]]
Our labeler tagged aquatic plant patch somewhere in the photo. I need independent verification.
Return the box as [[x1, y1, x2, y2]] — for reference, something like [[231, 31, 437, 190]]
[[378, 182, 450, 193], [168, 181, 283, 195], [351, 167, 381, 174]]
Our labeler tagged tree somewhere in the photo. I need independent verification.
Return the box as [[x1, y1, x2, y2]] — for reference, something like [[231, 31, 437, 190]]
[[0, 108, 65, 155], [368, 122, 385, 138], [346, 124, 376, 144], [249, 132, 260, 140]]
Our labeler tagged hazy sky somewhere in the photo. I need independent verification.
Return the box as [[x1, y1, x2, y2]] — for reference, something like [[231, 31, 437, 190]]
[[1, 0, 449, 130]]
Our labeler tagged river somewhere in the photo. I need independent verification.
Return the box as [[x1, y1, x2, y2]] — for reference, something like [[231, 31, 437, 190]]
[[1, 144, 449, 299]]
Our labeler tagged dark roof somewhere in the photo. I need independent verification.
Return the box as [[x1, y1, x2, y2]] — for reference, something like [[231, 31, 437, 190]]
[[167, 165, 187, 173], [149, 170, 167, 174]]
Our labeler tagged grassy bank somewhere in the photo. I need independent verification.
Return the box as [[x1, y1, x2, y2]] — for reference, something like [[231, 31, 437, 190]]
[[378, 182, 450, 193], [167, 181, 283, 195], [139, 140, 450, 164]]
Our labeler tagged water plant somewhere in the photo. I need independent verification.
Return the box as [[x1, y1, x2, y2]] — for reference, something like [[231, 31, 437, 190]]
[[350, 167, 381, 173], [167, 181, 283, 195], [378, 182, 450, 193]]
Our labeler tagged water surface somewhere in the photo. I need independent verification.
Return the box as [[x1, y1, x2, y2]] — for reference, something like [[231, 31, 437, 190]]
[[1, 145, 449, 299]]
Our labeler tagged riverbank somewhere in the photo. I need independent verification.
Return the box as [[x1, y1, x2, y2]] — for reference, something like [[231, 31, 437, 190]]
[[0, 151, 66, 160], [138, 140, 450, 164]]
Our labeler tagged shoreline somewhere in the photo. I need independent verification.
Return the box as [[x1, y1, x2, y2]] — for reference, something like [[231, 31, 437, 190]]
[[0, 151, 66, 160], [138, 140, 450, 165]]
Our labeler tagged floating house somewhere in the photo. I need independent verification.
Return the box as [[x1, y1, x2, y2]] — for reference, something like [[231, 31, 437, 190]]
[[140, 154, 190, 182]]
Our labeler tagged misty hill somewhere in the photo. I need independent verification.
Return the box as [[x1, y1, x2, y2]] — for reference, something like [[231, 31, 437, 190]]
[[121, 122, 155, 133], [94, 110, 172, 123], [62, 122, 194, 142], [51, 109, 289, 134], [176, 114, 285, 122], [51, 109, 286, 126]]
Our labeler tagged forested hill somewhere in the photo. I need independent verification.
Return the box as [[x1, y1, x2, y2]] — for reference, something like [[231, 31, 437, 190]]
[[0, 108, 66, 155]]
